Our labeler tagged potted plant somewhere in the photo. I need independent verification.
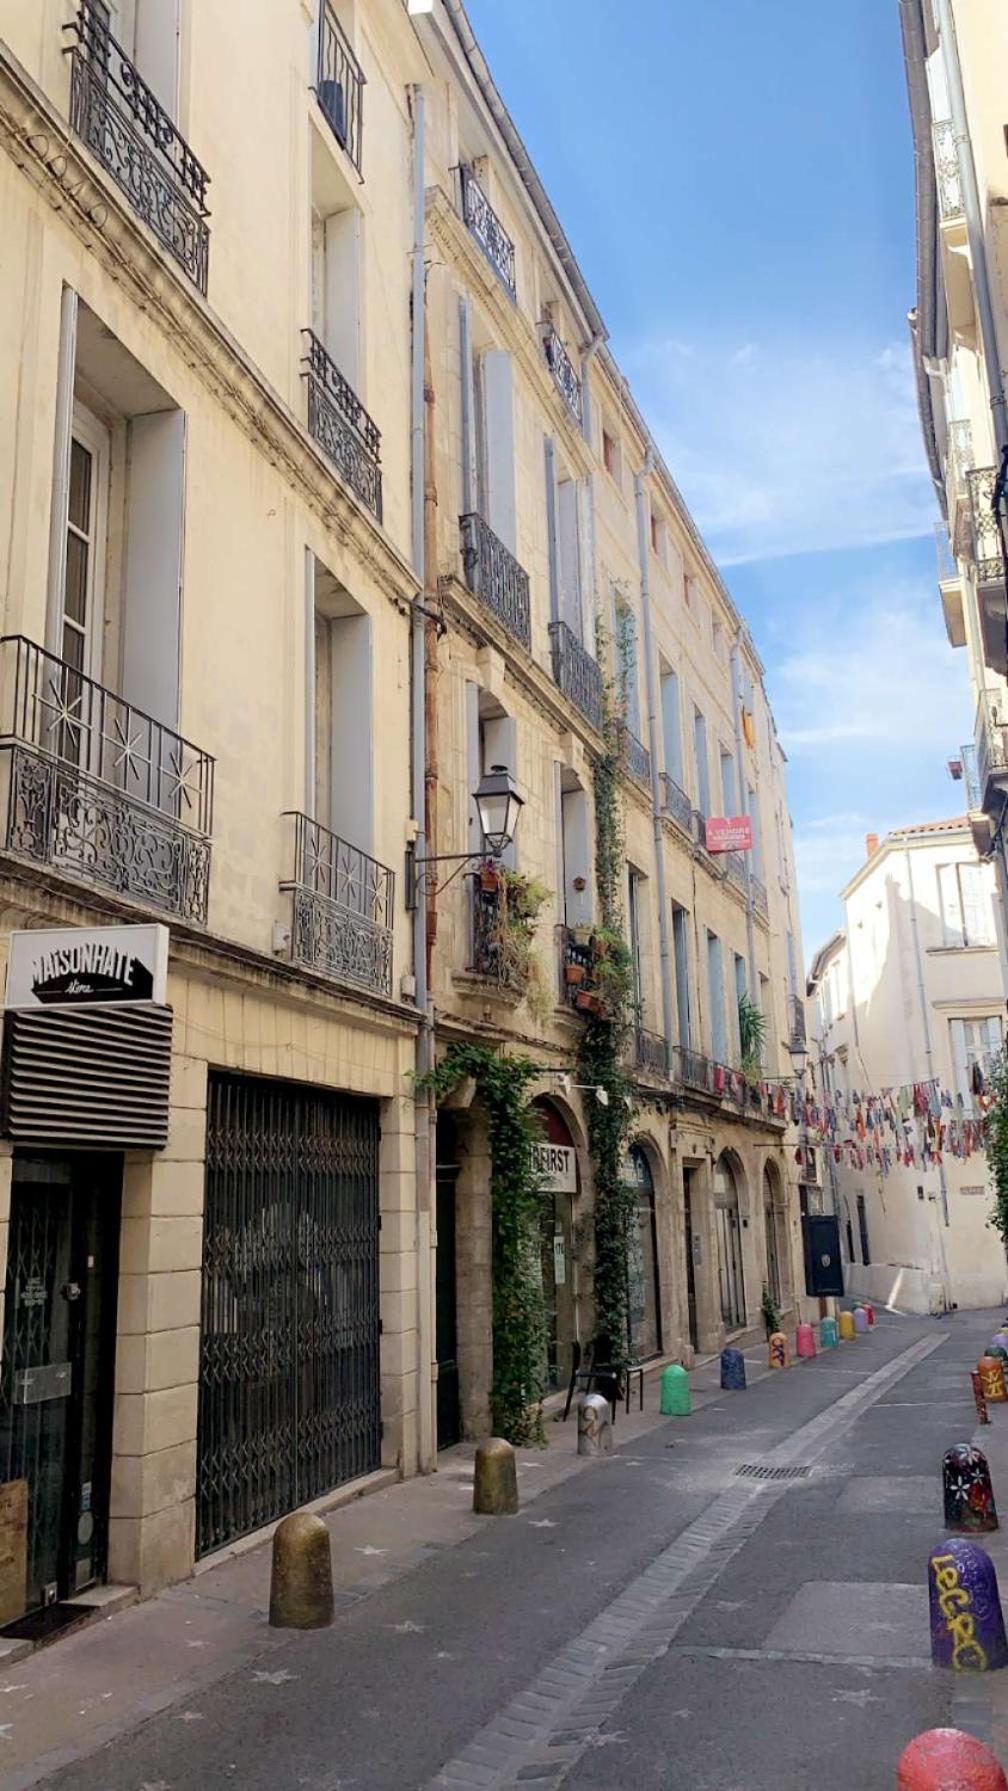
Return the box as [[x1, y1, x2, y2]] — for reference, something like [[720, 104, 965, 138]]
[[479, 859, 502, 893], [575, 988, 602, 1015], [761, 1282, 781, 1339], [564, 961, 587, 988]]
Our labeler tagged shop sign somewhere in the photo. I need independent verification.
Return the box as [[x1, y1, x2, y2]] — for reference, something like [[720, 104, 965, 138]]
[[705, 815, 753, 854], [5, 924, 169, 1010], [620, 1145, 653, 1189], [530, 1141, 578, 1195]]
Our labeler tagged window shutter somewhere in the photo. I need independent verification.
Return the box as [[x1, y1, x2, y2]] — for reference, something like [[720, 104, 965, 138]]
[[961, 864, 994, 946], [938, 864, 964, 947]]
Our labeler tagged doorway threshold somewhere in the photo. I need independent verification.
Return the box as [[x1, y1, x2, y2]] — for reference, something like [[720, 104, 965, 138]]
[[0, 1583, 137, 1656]]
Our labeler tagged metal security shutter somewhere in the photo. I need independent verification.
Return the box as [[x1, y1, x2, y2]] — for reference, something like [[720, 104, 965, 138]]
[[2, 1004, 172, 1148], [196, 1071, 381, 1557]]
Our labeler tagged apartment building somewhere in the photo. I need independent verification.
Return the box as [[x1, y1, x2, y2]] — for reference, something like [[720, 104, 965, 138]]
[[807, 820, 1007, 1313], [0, 0, 806, 1624]]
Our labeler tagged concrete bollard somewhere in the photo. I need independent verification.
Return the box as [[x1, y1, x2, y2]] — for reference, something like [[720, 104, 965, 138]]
[[979, 1356, 1008, 1404], [768, 1331, 790, 1370], [577, 1393, 613, 1456], [796, 1323, 816, 1360], [897, 1730, 1008, 1789], [854, 1307, 870, 1335], [269, 1511, 334, 1630], [838, 1311, 856, 1342], [820, 1317, 838, 1350], [943, 1445, 998, 1534], [720, 1347, 746, 1390], [974, 1371, 992, 1426], [929, 1538, 1008, 1671], [474, 1437, 519, 1512], [659, 1363, 691, 1416]]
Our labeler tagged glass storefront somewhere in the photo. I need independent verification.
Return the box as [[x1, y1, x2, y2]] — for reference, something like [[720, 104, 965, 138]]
[[623, 1145, 662, 1360]]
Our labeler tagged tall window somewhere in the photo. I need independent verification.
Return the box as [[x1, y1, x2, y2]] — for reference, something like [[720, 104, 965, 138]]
[[747, 784, 763, 876], [733, 953, 747, 1060], [938, 862, 995, 947], [672, 903, 691, 1048], [720, 745, 737, 817], [707, 930, 726, 1062], [616, 603, 641, 735], [693, 707, 710, 817], [62, 407, 109, 688], [950, 1016, 1004, 1107], [628, 867, 649, 1020], [661, 667, 683, 785]]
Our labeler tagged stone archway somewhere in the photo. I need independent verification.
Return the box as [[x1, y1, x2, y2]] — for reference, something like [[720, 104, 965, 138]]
[[713, 1151, 746, 1332]]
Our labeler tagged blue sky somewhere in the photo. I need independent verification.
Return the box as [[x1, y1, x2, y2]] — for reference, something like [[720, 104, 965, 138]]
[[465, 0, 973, 965]]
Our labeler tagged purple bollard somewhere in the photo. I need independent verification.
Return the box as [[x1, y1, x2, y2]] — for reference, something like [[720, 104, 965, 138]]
[[854, 1307, 869, 1335], [943, 1445, 998, 1534], [929, 1538, 1008, 1671]]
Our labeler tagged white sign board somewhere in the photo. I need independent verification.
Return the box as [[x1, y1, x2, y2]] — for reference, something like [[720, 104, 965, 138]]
[[5, 924, 169, 1010], [530, 1141, 578, 1195]]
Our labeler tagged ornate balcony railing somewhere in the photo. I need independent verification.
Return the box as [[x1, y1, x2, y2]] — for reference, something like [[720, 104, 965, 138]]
[[671, 1044, 714, 1095], [302, 330, 382, 521], [65, 0, 210, 292], [967, 467, 1004, 586], [282, 812, 393, 998], [550, 621, 603, 732], [316, 0, 364, 174], [459, 514, 531, 649], [932, 118, 964, 222], [459, 164, 516, 299], [751, 874, 769, 920], [661, 773, 692, 835], [976, 690, 1008, 797], [631, 1026, 668, 1079], [0, 635, 213, 922], [541, 321, 583, 427], [619, 723, 651, 788], [559, 929, 593, 1007], [725, 850, 748, 895]]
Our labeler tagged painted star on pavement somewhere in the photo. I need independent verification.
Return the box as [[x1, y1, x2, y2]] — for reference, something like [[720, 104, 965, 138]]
[[528, 1519, 557, 1529], [354, 1545, 388, 1557], [139, 1782, 171, 1791], [251, 1670, 297, 1685], [0, 1726, 12, 1741], [176, 1711, 205, 1723], [392, 1620, 425, 1633], [832, 1690, 880, 1707]]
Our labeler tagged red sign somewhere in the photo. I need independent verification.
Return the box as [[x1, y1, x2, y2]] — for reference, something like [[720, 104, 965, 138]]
[[705, 815, 753, 854]]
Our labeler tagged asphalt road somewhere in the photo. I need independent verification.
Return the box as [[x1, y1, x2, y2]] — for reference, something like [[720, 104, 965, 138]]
[[37, 1308, 995, 1791]]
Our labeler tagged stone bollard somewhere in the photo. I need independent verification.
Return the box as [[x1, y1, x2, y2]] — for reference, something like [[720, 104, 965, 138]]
[[929, 1538, 1008, 1671], [979, 1356, 1008, 1404], [820, 1316, 838, 1350], [854, 1307, 870, 1335], [897, 1729, 1008, 1789], [974, 1372, 992, 1426], [269, 1511, 334, 1630], [768, 1331, 790, 1370], [796, 1323, 816, 1360], [943, 1444, 998, 1534], [577, 1393, 613, 1456], [838, 1310, 856, 1342], [720, 1347, 746, 1390], [659, 1363, 690, 1416], [473, 1437, 519, 1512]]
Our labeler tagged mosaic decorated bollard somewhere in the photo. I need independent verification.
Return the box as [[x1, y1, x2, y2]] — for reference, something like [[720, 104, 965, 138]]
[[979, 1356, 1008, 1405], [943, 1445, 998, 1534], [720, 1347, 746, 1391], [974, 1372, 992, 1427], [795, 1323, 816, 1360], [659, 1363, 690, 1417], [929, 1538, 1008, 1671], [577, 1393, 613, 1457], [854, 1307, 870, 1335], [820, 1316, 838, 1350], [838, 1310, 856, 1342], [768, 1332, 790, 1370], [473, 1437, 519, 1512], [897, 1729, 1008, 1790]]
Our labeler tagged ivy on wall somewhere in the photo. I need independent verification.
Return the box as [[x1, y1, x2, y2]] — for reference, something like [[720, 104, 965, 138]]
[[987, 1049, 1008, 1250]]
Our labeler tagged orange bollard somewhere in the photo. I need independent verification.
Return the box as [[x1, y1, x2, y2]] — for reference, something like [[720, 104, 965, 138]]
[[897, 1729, 1007, 1789], [980, 1356, 1008, 1404]]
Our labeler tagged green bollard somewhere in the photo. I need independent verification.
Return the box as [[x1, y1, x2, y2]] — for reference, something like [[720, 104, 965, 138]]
[[660, 1363, 690, 1416]]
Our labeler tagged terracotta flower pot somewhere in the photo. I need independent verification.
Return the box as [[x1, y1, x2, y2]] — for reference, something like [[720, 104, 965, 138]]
[[575, 989, 601, 1015], [564, 963, 586, 987], [479, 865, 501, 893]]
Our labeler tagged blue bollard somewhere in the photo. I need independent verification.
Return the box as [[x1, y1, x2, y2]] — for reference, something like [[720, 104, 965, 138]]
[[721, 1347, 746, 1391], [819, 1317, 838, 1349]]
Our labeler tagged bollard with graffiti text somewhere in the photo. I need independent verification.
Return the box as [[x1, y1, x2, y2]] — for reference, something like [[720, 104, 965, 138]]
[[721, 1347, 746, 1390], [928, 1538, 1008, 1671]]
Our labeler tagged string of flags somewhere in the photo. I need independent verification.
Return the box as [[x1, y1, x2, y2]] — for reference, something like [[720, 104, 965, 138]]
[[799, 1063, 994, 1178]]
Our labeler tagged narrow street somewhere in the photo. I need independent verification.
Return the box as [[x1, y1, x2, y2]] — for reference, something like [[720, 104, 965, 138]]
[[9, 1309, 997, 1791]]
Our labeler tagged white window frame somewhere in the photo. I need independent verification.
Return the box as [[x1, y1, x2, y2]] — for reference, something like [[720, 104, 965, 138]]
[[63, 400, 110, 689]]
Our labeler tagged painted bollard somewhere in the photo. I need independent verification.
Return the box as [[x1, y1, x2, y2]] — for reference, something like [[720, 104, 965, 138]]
[[991, 1331, 1008, 1351], [979, 1356, 1008, 1404], [473, 1437, 519, 1512], [838, 1310, 856, 1342], [720, 1347, 746, 1390], [795, 1323, 816, 1360], [577, 1393, 613, 1456], [768, 1331, 790, 1370], [974, 1372, 992, 1426], [864, 1303, 875, 1326], [269, 1511, 334, 1630], [929, 1538, 1008, 1671], [943, 1445, 998, 1534], [854, 1307, 870, 1335], [897, 1729, 1008, 1790], [989, 1345, 1008, 1371], [820, 1316, 838, 1349], [659, 1363, 690, 1417]]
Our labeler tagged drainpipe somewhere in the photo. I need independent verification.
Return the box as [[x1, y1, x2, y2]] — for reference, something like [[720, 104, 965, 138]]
[[904, 848, 952, 1309], [633, 446, 675, 1073], [730, 636, 759, 1007], [409, 84, 435, 1475]]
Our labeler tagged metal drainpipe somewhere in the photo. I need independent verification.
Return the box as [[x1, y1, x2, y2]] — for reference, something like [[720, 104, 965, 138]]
[[904, 849, 952, 1313], [633, 447, 675, 1072], [730, 635, 758, 1008], [409, 84, 435, 1475]]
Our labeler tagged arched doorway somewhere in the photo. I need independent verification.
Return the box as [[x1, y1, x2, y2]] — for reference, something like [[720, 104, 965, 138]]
[[622, 1144, 662, 1360], [714, 1153, 746, 1331], [763, 1162, 783, 1308], [531, 1100, 580, 1391]]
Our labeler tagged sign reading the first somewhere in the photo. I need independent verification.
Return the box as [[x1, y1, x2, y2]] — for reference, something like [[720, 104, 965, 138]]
[[705, 815, 753, 855], [5, 924, 169, 1010]]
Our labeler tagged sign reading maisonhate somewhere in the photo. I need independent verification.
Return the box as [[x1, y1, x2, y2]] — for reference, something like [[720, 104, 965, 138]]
[[5, 924, 169, 1010], [705, 815, 753, 855]]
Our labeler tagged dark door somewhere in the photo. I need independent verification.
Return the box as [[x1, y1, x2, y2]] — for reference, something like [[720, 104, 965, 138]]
[[435, 1160, 460, 1450], [803, 1214, 845, 1297], [0, 1155, 121, 1620], [683, 1173, 699, 1351]]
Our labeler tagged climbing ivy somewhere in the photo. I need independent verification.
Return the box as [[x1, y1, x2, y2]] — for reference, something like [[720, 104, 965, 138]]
[[418, 1042, 548, 1445], [987, 1049, 1008, 1249]]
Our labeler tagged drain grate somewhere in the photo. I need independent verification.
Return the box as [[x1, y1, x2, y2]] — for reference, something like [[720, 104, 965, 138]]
[[735, 1463, 811, 1481]]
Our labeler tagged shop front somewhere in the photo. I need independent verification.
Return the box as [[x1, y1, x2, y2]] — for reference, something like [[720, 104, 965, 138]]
[[531, 1101, 580, 1392], [623, 1144, 662, 1360]]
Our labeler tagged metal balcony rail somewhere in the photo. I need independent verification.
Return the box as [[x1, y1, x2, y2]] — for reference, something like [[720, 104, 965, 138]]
[[302, 330, 382, 521], [618, 723, 651, 788], [282, 811, 394, 998], [932, 118, 964, 222], [967, 467, 1004, 586], [0, 634, 213, 922], [549, 621, 603, 733], [459, 164, 516, 299], [751, 874, 769, 920], [671, 1044, 714, 1095], [960, 742, 982, 811], [65, 0, 210, 292], [789, 994, 807, 1048], [976, 690, 1008, 796], [541, 321, 583, 426], [725, 850, 748, 895], [316, 0, 364, 174], [632, 1026, 668, 1079], [661, 772, 692, 835], [560, 928, 593, 1005], [459, 514, 531, 649], [693, 807, 713, 853]]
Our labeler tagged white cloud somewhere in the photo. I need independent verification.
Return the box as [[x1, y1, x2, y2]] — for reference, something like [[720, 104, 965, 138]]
[[621, 333, 938, 565]]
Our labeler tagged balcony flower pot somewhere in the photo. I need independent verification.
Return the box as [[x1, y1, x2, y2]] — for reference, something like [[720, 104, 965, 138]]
[[564, 963, 587, 988], [574, 989, 602, 1015], [479, 862, 502, 893]]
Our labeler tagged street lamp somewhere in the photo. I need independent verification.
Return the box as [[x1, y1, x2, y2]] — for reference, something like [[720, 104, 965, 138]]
[[785, 1036, 809, 1081], [405, 764, 524, 909]]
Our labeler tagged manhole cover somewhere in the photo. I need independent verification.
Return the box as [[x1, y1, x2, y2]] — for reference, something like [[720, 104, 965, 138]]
[[735, 1463, 812, 1481]]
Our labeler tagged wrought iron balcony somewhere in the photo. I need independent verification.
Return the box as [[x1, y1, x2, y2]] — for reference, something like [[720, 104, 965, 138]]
[[751, 874, 769, 920], [619, 723, 651, 789], [302, 330, 382, 521], [282, 812, 393, 998], [559, 929, 593, 1007], [975, 690, 1008, 799], [315, 0, 364, 174], [549, 621, 603, 732], [630, 1026, 668, 1079], [725, 850, 748, 895], [661, 773, 692, 836], [65, 0, 210, 292], [459, 165, 516, 299], [967, 467, 1004, 586], [459, 514, 531, 649], [0, 635, 213, 922], [541, 322, 583, 427], [932, 119, 964, 223], [671, 1044, 714, 1095]]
